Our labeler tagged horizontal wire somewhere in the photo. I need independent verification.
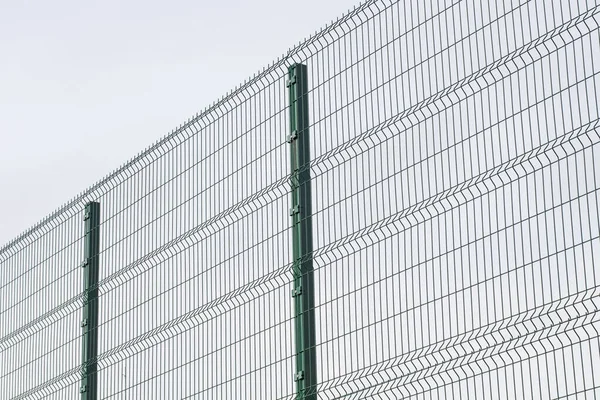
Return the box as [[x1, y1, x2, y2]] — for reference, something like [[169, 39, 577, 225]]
[[7, 185, 597, 396], [332, 328, 600, 400], [2, 114, 597, 358]]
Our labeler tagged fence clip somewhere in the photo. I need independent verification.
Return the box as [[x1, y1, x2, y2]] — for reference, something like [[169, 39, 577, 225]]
[[287, 130, 298, 143], [286, 75, 297, 87], [289, 205, 301, 216], [292, 285, 303, 297]]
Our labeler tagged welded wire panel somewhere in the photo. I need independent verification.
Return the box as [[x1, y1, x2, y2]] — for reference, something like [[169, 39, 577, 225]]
[[0, 83, 294, 398], [0, 53, 294, 400], [0, 211, 84, 399], [299, 0, 600, 398], [1, 0, 599, 399]]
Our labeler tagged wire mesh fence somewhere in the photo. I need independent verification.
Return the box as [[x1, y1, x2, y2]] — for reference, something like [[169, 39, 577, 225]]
[[1, 0, 599, 398]]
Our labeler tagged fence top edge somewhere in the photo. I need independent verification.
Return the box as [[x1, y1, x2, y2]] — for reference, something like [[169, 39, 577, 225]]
[[0, 0, 378, 260]]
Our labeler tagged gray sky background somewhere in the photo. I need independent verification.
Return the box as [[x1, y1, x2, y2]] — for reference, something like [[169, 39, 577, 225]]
[[0, 0, 358, 247]]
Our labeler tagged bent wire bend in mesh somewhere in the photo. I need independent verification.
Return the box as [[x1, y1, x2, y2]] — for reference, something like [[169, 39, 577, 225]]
[[1, 0, 600, 399]]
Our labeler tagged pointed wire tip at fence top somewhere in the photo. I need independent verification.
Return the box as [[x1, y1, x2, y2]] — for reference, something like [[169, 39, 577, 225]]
[[0, 0, 379, 257]]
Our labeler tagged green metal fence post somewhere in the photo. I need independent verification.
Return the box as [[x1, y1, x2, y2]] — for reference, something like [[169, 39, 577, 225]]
[[80, 202, 100, 400], [287, 63, 317, 400]]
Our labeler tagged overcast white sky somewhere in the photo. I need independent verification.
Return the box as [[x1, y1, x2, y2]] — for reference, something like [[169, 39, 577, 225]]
[[0, 0, 358, 247]]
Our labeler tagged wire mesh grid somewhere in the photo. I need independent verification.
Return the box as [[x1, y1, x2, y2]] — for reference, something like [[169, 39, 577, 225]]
[[1, 0, 599, 398]]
